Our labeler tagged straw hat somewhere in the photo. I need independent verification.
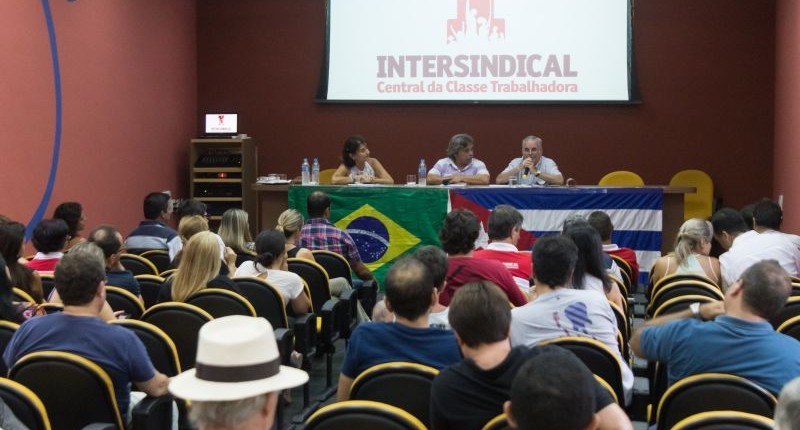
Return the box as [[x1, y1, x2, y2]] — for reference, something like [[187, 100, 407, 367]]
[[169, 315, 308, 401]]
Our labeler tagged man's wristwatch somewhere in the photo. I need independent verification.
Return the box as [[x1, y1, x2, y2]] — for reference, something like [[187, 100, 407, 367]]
[[689, 302, 702, 319]]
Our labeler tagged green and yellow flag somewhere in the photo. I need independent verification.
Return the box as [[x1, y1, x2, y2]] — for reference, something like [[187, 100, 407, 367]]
[[288, 185, 449, 285]]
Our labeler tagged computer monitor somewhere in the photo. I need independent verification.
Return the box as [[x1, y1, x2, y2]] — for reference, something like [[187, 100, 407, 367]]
[[204, 113, 238, 136]]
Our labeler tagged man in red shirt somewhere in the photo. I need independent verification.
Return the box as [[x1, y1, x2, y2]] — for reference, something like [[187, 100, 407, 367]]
[[587, 211, 639, 282], [474, 205, 533, 292]]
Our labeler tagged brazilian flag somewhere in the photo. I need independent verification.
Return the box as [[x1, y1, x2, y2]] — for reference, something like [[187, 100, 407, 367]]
[[288, 185, 449, 285]]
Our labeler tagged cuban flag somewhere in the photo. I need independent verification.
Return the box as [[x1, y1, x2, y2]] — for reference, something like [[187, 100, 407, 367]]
[[450, 187, 663, 284]]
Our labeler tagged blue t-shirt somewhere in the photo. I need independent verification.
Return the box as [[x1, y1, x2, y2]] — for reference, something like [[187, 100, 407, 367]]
[[106, 269, 141, 296], [3, 313, 155, 418], [341, 322, 461, 378], [640, 315, 800, 394]]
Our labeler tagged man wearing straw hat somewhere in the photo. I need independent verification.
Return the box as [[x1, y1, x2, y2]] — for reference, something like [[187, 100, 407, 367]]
[[169, 315, 309, 430]]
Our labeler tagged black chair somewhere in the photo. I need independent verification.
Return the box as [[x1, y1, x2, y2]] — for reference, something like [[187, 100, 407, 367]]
[[133, 275, 165, 310], [12, 287, 36, 304], [305, 400, 427, 430], [648, 281, 723, 318], [109, 319, 181, 376], [139, 250, 171, 275], [649, 273, 718, 302], [481, 413, 511, 430], [777, 315, 800, 341], [186, 288, 257, 318], [538, 336, 625, 405], [141, 302, 213, 372], [234, 250, 256, 267], [10, 351, 173, 430], [670, 410, 774, 430], [40, 303, 64, 314], [104, 286, 145, 319], [792, 282, 800, 297], [654, 373, 777, 430], [771, 296, 800, 329], [0, 377, 52, 430], [312, 250, 378, 317], [39, 274, 55, 302], [349, 362, 439, 428], [158, 269, 177, 279], [609, 254, 635, 291], [0, 321, 19, 376], [119, 254, 159, 276], [652, 294, 717, 318]]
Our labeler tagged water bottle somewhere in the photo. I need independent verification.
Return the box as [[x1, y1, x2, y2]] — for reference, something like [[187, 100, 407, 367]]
[[418, 159, 427, 186], [301, 158, 310, 185], [311, 157, 320, 184]]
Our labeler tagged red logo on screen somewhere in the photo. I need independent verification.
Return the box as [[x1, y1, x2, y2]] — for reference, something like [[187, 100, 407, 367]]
[[218, 115, 225, 125], [447, 0, 505, 44]]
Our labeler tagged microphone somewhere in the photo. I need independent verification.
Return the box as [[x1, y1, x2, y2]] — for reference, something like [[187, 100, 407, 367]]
[[523, 166, 530, 176]]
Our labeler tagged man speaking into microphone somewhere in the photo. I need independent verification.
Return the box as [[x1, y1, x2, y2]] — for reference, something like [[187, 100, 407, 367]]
[[496, 135, 564, 186]]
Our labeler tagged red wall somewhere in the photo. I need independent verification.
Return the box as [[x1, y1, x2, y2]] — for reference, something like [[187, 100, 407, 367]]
[[775, 0, 800, 232], [197, 0, 775, 211], [0, 1, 196, 244]]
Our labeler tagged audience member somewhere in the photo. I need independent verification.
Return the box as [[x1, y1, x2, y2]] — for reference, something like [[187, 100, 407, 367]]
[[496, 135, 564, 186], [414, 245, 450, 329], [219, 208, 255, 266], [0, 221, 44, 303], [587, 210, 639, 282], [331, 135, 394, 184], [175, 199, 208, 221], [173, 215, 235, 274], [775, 376, 800, 430], [336, 257, 460, 401], [4, 247, 170, 421], [563, 223, 625, 309], [505, 348, 599, 430], [276, 209, 315, 260], [0, 256, 39, 323], [439, 209, 527, 307], [169, 316, 308, 430], [53, 201, 86, 251], [650, 218, 720, 285], [157, 231, 240, 303], [234, 230, 312, 314], [631, 260, 800, 394], [25, 218, 69, 273], [510, 235, 633, 404], [741, 203, 756, 231], [430, 280, 630, 430], [712, 206, 800, 288], [126, 192, 182, 260], [87, 225, 141, 299], [473, 205, 533, 292], [427, 133, 490, 185], [48, 242, 122, 321], [298, 191, 375, 283]]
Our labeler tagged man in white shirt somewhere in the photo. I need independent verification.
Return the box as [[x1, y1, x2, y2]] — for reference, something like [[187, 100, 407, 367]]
[[712, 204, 800, 289], [496, 135, 564, 186], [427, 133, 490, 185]]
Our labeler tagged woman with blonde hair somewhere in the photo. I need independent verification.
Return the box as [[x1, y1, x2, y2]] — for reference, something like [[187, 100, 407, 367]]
[[276, 209, 315, 261], [157, 231, 240, 303], [650, 218, 720, 284], [173, 215, 236, 275], [218, 208, 255, 266]]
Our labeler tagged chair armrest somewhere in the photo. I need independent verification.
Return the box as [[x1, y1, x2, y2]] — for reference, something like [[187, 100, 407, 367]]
[[320, 298, 344, 347], [292, 312, 317, 357], [358, 280, 378, 317], [131, 394, 174, 430], [274, 328, 295, 366], [339, 288, 357, 337]]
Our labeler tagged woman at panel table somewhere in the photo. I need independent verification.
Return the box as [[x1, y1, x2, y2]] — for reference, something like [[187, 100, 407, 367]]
[[331, 135, 394, 185]]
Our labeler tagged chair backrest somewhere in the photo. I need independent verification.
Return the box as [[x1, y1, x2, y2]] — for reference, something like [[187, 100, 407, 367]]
[[649, 273, 718, 302], [158, 269, 178, 279], [231, 277, 290, 329], [770, 296, 800, 329], [349, 362, 439, 427], [312, 250, 353, 285], [652, 295, 717, 318], [318, 168, 337, 185], [109, 319, 181, 377], [0, 377, 52, 430], [234, 250, 256, 268], [598, 171, 644, 186], [648, 281, 724, 317], [777, 315, 800, 341], [141, 302, 213, 371], [119, 254, 159, 276], [288, 258, 333, 312], [10, 351, 125, 430], [104, 286, 145, 319], [791, 283, 800, 297], [39, 303, 63, 315], [481, 413, 511, 430], [538, 336, 625, 404], [655, 373, 777, 430], [139, 250, 171, 275], [0, 321, 19, 376], [134, 275, 165, 310], [608, 301, 629, 344], [306, 400, 427, 430], [39, 274, 56, 302], [186, 288, 257, 318], [609, 254, 634, 289], [12, 287, 36, 304], [670, 410, 774, 430], [669, 169, 714, 221]]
